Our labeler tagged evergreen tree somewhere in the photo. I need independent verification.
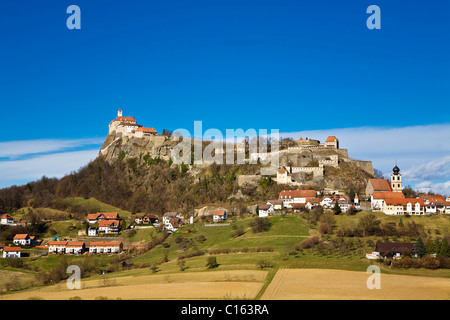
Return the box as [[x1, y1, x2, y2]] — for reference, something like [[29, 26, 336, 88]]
[[439, 238, 450, 257], [333, 202, 342, 215], [415, 236, 426, 258]]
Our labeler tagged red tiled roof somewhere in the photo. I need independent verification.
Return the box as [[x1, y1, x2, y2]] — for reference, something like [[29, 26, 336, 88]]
[[89, 241, 122, 247], [279, 190, 317, 199], [87, 213, 100, 220], [49, 241, 68, 246], [213, 209, 226, 216], [99, 212, 119, 219], [325, 136, 338, 142], [13, 234, 29, 240], [416, 194, 446, 204], [267, 199, 283, 205], [99, 220, 120, 227], [113, 116, 136, 123], [306, 197, 320, 203], [368, 179, 392, 192], [372, 191, 405, 199], [4, 247, 21, 252], [66, 242, 85, 247], [384, 198, 425, 206], [136, 127, 157, 133]]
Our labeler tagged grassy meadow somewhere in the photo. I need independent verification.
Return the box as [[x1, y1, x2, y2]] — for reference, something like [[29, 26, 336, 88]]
[[2, 200, 450, 300]]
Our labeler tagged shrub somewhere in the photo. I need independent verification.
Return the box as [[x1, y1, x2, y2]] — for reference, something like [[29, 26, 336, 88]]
[[249, 217, 271, 233], [257, 260, 273, 269], [206, 256, 219, 269], [421, 255, 440, 269]]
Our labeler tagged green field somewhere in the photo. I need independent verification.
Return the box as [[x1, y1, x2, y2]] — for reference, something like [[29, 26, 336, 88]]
[[2, 206, 450, 299]]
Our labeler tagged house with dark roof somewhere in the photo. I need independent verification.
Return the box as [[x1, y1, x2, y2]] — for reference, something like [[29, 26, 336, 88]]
[[374, 241, 416, 259]]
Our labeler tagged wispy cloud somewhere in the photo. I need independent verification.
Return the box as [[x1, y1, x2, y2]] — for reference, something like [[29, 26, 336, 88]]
[[0, 138, 103, 159], [281, 123, 450, 196], [0, 149, 99, 189], [0, 138, 103, 189]]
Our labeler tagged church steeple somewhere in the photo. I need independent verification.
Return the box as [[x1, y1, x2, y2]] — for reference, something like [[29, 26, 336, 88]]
[[391, 163, 402, 192], [118, 108, 123, 117]]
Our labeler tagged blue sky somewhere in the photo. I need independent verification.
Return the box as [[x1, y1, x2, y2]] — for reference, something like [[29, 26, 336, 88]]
[[0, 1, 449, 193]]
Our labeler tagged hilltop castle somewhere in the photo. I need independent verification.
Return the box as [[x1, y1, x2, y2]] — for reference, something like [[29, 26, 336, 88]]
[[109, 109, 158, 138]]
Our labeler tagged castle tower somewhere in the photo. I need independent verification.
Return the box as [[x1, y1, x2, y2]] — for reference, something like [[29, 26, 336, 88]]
[[354, 193, 359, 205], [391, 164, 402, 192], [118, 108, 123, 117]]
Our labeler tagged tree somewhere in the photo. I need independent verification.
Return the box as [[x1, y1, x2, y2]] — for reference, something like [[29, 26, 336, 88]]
[[357, 213, 381, 237], [249, 217, 271, 233], [439, 238, 450, 257], [333, 202, 342, 215], [206, 256, 219, 269], [415, 236, 426, 258]]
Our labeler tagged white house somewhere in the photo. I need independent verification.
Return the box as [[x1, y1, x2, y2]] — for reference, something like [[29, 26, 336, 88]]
[[48, 241, 68, 254], [258, 204, 273, 217], [166, 217, 184, 233], [305, 198, 320, 211], [0, 214, 14, 225], [89, 242, 123, 254], [320, 196, 334, 208], [13, 234, 33, 246], [163, 212, 180, 226], [383, 198, 425, 215], [3, 247, 21, 258], [65, 242, 86, 255], [88, 227, 98, 237], [267, 200, 283, 210], [371, 192, 405, 210], [98, 220, 121, 234], [279, 190, 317, 208], [213, 209, 227, 222]]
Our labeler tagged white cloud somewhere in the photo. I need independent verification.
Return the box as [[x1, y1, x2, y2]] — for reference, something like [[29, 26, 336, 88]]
[[403, 155, 450, 182], [415, 181, 450, 197], [0, 138, 103, 159], [281, 123, 450, 178], [0, 149, 99, 188]]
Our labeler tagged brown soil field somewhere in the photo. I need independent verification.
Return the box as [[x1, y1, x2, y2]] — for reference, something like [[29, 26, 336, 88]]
[[262, 268, 450, 300], [1, 270, 267, 300]]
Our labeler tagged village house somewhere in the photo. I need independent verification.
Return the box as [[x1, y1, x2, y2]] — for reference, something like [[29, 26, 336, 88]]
[[305, 198, 320, 211], [135, 214, 159, 225], [88, 227, 98, 236], [3, 247, 21, 258], [13, 234, 36, 246], [87, 212, 120, 224], [163, 212, 179, 225], [89, 241, 123, 254], [371, 191, 405, 210], [65, 242, 86, 255], [278, 190, 318, 208], [267, 200, 283, 210], [213, 209, 227, 222], [48, 241, 68, 254], [372, 241, 416, 259], [258, 204, 273, 217], [166, 217, 185, 233], [383, 198, 425, 215], [0, 214, 14, 225], [333, 197, 353, 212], [98, 220, 121, 234]]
